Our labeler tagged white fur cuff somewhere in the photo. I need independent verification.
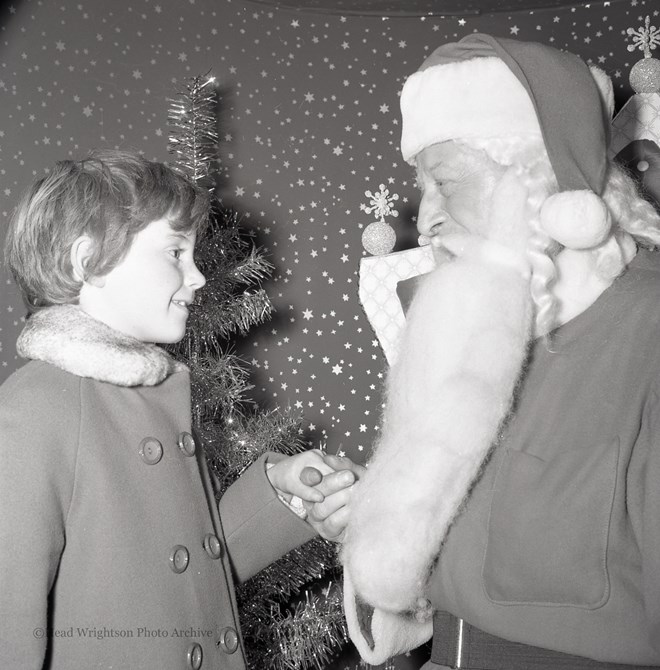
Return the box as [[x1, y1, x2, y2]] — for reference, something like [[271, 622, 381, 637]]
[[343, 570, 433, 665]]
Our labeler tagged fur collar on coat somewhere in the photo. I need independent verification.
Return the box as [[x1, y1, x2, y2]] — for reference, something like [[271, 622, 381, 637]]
[[17, 304, 187, 386]]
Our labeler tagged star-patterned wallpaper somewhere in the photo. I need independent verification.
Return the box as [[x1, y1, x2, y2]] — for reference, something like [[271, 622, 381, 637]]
[[0, 1, 657, 668], [1, 0, 653, 470]]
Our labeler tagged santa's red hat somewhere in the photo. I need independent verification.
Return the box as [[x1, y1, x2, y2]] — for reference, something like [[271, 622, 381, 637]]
[[400, 33, 615, 250]]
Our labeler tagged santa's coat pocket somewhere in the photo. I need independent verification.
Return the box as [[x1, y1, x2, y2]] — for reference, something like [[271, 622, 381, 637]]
[[482, 439, 619, 608]]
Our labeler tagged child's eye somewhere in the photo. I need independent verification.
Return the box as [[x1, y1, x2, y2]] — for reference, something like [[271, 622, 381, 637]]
[[169, 249, 182, 259]]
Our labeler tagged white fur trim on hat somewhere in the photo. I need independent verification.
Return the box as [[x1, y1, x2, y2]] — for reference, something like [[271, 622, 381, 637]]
[[589, 65, 615, 120], [540, 190, 612, 249], [400, 57, 541, 165]]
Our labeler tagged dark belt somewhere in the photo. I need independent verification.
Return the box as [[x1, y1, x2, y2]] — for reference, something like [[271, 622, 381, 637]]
[[431, 611, 660, 670]]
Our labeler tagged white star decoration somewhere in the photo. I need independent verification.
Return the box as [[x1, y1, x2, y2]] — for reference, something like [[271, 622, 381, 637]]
[[0, 0, 641, 470]]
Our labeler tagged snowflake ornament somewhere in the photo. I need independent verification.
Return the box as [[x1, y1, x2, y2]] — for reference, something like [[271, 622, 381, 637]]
[[627, 16, 660, 58], [361, 183, 399, 222], [361, 184, 399, 255], [627, 16, 660, 94]]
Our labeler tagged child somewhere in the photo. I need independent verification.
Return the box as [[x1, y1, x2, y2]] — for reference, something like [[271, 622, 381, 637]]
[[0, 150, 357, 670]]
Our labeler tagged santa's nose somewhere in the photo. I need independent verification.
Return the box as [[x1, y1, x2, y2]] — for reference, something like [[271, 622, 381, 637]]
[[416, 193, 446, 238]]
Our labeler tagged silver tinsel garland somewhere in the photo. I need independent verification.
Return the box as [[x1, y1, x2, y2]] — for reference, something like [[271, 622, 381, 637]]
[[168, 72, 219, 188]]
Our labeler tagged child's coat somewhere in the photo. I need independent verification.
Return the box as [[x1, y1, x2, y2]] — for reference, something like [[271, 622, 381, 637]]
[[0, 305, 315, 669]]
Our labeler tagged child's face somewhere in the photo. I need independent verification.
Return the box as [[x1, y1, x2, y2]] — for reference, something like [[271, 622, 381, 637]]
[[80, 217, 205, 343]]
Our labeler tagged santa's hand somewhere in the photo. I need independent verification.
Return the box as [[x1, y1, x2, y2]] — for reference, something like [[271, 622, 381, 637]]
[[414, 597, 433, 622], [305, 457, 365, 541]]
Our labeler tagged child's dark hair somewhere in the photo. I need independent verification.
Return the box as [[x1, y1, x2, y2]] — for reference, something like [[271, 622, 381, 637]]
[[4, 149, 210, 311]]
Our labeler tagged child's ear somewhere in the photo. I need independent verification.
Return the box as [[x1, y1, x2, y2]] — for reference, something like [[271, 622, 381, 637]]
[[70, 236, 105, 287]]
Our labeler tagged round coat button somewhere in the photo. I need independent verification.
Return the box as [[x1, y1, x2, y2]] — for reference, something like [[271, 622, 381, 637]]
[[203, 533, 222, 560], [139, 437, 163, 465], [169, 545, 189, 573], [177, 431, 197, 457], [218, 627, 238, 654], [187, 642, 203, 669]]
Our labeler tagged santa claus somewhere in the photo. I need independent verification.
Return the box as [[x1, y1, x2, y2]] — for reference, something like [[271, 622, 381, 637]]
[[342, 34, 660, 670]]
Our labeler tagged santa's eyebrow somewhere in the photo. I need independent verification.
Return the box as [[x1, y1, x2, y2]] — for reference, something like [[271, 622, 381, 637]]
[[416, 158, 456, 188], [427, 161, 445, 173], [422, 161, 454, 180]]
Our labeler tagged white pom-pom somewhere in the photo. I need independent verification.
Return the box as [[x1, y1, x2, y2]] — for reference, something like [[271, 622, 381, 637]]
[[540, 190, 611, 250]]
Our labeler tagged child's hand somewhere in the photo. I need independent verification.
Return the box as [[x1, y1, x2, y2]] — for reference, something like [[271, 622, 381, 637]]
[[266, 449, 334, 504], [299, 466, 324, 487]]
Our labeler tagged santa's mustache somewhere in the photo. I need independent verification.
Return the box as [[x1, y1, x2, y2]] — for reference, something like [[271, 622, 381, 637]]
[[342, 241, 534, 612]]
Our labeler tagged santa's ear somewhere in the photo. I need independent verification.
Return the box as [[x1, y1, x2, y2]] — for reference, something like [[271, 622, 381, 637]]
[[487, 166, 529, 252], [70, 236, 105, 287]]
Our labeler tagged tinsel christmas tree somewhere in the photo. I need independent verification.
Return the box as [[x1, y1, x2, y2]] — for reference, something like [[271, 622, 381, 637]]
[[167, 73, 347, 670]]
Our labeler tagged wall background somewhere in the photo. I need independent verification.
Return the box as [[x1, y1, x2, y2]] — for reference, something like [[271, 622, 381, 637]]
[[0, 0, 655, 668], [0, 0, 651, 465]]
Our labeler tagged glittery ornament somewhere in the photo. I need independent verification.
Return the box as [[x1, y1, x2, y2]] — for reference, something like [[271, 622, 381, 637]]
[[627, 15, 660, 94], [362, 221, 397, 255], [360, 183, 400, 255], [630, 57, 660, 94]]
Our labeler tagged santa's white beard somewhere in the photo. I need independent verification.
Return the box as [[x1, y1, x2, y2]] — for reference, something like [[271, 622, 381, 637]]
[[342, 246, 533, 612]]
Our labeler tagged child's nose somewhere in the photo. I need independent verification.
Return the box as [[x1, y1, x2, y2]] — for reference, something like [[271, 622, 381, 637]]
[[187, 262, 206, 290]]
